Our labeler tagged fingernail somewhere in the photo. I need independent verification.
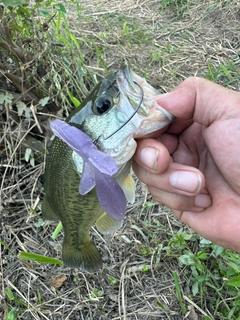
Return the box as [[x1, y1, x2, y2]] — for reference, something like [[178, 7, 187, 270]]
[[169, 171, 201, 193], [195, 194, 212, 208], [140, 147, 159, 170]]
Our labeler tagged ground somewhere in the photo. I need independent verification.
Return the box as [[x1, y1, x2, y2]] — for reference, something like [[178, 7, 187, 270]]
[[1, 0, 240, 319]]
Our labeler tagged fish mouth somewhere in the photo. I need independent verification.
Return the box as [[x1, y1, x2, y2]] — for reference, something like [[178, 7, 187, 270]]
[[105, 104, 174, 166], [119, 61, 136, 89], [118, 61, 174, 132], [132, 104, 174, 139]]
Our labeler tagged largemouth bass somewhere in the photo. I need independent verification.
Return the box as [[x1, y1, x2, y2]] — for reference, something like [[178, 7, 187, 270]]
[[42, 62, 173, 272]]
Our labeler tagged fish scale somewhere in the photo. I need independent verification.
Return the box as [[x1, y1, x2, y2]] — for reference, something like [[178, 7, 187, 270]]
[[42, 62, 174, 272], [43, 138, 104, 272]]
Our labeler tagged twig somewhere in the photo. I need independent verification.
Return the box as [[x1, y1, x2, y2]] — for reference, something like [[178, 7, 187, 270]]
[[30, 103, 43, 134]]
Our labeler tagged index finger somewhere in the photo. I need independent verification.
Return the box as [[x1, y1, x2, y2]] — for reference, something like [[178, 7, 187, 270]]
[[155, 77, 240, 129]]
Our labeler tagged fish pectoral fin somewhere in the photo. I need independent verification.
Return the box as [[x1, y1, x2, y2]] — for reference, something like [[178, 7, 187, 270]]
[[42, 197, 59, 221], [96, 212, 123, 235], [118, 173, 135, 204], [62, 238, 102, 273]]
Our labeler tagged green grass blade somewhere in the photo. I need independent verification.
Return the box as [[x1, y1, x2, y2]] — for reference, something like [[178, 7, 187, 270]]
[[0, 238, 14, 254], [52, 221, 63, 239], [173, 271, 187, 313], [19, 251, 63, 265]]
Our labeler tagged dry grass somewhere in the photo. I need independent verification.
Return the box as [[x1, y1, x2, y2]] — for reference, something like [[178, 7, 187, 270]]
[[1, 0, 240, 319]]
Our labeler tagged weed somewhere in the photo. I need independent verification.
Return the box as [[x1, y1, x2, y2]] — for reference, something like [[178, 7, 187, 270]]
[[141, 201, 155, 211], [173, 271, 187, 313], [141, 264, 149, 272], [23, 148, 35, 167], [89, 287, 104, 301], [5, 307, 18, 320], [4, 286, 26, 319], [205, 59, 240, 87], [159, 0, 190, 16], [170, 235, 240, 318], [107, 275, 118, 286]]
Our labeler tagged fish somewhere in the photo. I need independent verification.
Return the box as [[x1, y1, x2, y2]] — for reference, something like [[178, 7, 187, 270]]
[[42, 61, 174, 272]]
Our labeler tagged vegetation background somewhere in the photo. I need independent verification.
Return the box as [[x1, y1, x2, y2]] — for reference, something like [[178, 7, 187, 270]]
[[1, 0, 240, 319]]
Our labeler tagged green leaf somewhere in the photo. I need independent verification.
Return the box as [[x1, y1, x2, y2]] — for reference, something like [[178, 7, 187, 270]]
[[67, 90, 80, 107], [30, 157, 35, 167], [6, 307, 17, 320], [16, 101, 26, 116], [16, 5, 30, 16], [107, 275, 117, 285], [34, 218, 44, 228], [196, 251, 207, 259], [25, 107, 31, 118], [5, 287, 15, 300], [199, 237, 212, 246], [226, 275, 240, 287], [0, 239, 13, 253], [24, 148, 32, 162], [180, 232, 193, 241], [89, 287, 104, 300], [0, 92, 13, 104], [213, 244, 224, 256], [156, 301, 165, 310], [0, 0, 25, 6], [192, 281, 199, 296], [141, 264, 149, 272], [55, 3, 66, 13], [179, 254, 195, 265], [39, 9, 50, 16], [142, 201, 154, 210], [228, 261, 240, 273], [195, 260, 204, 272], [39, 96, 50, 107], [19, 251, 63, 265]]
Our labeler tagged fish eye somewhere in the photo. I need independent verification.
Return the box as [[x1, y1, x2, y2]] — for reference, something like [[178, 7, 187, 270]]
[[94, 96, 113, 115]]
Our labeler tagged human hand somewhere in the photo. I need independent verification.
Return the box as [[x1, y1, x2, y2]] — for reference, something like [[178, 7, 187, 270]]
[[133, 77, 240, 252]]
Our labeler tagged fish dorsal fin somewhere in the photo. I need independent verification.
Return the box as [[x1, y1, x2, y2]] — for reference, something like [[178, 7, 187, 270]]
[[96, 212, 123, 235]]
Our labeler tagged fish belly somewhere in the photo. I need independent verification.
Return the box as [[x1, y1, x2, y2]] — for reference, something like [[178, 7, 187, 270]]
[[42, 138, 105, 272]]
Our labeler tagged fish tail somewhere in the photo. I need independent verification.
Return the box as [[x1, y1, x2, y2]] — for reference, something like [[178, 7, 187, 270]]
[[62, 238, 102, 273]]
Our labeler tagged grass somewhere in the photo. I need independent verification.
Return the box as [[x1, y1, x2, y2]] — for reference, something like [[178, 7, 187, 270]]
[[1, 0, 240, 319], [205, 59, 240, 87]]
